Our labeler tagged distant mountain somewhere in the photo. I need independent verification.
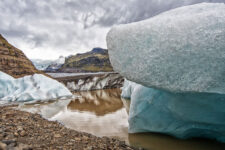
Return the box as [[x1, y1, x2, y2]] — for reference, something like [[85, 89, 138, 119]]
[[0, 34, 40, 78], [60, 48, 113, 73], [32, 56, 65, 72], [45, 56, 65, 72], [31, 59, 53, 70]]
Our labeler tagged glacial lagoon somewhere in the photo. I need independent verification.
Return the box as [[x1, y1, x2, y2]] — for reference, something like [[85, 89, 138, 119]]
[[17, 89, 225, 150]]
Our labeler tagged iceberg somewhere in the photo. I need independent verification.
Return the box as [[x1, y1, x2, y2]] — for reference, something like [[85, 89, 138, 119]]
[[0, 71, 72, 103], [123, 80, 225, 142], [107, 3, 225, 142], [107, 3, 225, 94]]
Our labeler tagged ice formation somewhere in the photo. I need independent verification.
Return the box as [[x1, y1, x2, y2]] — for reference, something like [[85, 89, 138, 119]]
[[122, 80, 225, 142], [107, 3, 225, 94], [107, 3, 225, 142], [121, 79, 141, 99], [0, 71, 72, 103]]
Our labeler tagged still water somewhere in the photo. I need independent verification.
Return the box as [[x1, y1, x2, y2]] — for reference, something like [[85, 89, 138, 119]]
[[18, 89, 225, 150]]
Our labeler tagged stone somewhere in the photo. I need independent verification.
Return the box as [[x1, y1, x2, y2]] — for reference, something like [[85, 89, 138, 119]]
[[20, 131, 26, 137], [54, 134, 61, 138], [0, 142, 6, 150]]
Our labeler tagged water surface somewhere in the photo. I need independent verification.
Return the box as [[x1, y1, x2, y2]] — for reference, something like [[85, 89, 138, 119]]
[[18, 89, 225, 150]]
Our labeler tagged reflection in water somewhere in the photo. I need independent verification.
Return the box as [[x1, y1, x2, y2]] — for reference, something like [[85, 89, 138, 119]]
[[18, 89, 225, 150], [124, 96, 225, 150], [129, 133, 225, 150], [68, 89, 123, 116], [57, 89, 128, 140], [18, 89, 129, 141], [18, 100, 71, 119], [121, 98, 131, 114]]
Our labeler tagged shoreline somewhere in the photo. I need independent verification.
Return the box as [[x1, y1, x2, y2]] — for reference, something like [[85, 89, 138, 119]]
[[0, 106, 139, 150]]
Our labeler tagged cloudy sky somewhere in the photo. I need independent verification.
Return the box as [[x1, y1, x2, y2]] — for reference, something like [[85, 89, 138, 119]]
[[0, 0, 224, 60]]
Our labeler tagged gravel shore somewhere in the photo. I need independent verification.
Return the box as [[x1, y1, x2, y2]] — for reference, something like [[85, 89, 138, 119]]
[[0, 106, 139, 150]]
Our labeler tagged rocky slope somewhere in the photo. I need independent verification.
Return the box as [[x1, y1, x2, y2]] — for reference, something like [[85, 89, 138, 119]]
[[59, 48, 113, 73], [0, 34, 39, 78]]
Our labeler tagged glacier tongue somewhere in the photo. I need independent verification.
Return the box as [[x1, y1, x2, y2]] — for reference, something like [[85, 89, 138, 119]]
[[107, 3, 225, 94], [0, 71, 72, 103]]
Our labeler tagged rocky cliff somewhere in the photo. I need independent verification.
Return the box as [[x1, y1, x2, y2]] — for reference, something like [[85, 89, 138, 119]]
[[0, 34, 39, 78], [59, 48, 113, 73]]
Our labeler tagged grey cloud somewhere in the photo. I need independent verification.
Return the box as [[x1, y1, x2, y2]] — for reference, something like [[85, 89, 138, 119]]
[[0, 0, 224, 59], [94, 0, 225, 27]]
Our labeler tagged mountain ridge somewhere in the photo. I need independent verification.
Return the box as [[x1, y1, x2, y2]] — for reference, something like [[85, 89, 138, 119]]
[[0, 34, 40, 78], [43, 48, 113, 73], [60, 48, 113, 73]]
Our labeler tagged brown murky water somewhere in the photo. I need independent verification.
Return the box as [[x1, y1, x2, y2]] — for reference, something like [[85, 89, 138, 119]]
[[18, 89, 225, 150]]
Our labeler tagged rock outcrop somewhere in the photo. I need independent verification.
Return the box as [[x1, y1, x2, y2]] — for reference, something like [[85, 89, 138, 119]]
[[0, 34, 39, 78]]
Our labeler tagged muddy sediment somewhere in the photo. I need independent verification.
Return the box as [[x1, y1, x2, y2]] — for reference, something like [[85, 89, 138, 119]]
[[0, 106, 140, 150]]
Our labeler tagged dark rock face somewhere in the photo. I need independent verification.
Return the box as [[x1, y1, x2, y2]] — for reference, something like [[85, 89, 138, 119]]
[[60, 48, 113, 73], [0, 34, 39, 78]]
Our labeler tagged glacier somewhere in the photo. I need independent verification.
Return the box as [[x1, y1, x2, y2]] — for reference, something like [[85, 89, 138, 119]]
[[107, 3, 225, 142], [0, 71, 72, 103], [107, 3, 225, 94]]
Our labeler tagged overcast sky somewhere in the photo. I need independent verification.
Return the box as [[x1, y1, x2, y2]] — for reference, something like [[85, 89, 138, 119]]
[[0, 0, 224, 60]]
